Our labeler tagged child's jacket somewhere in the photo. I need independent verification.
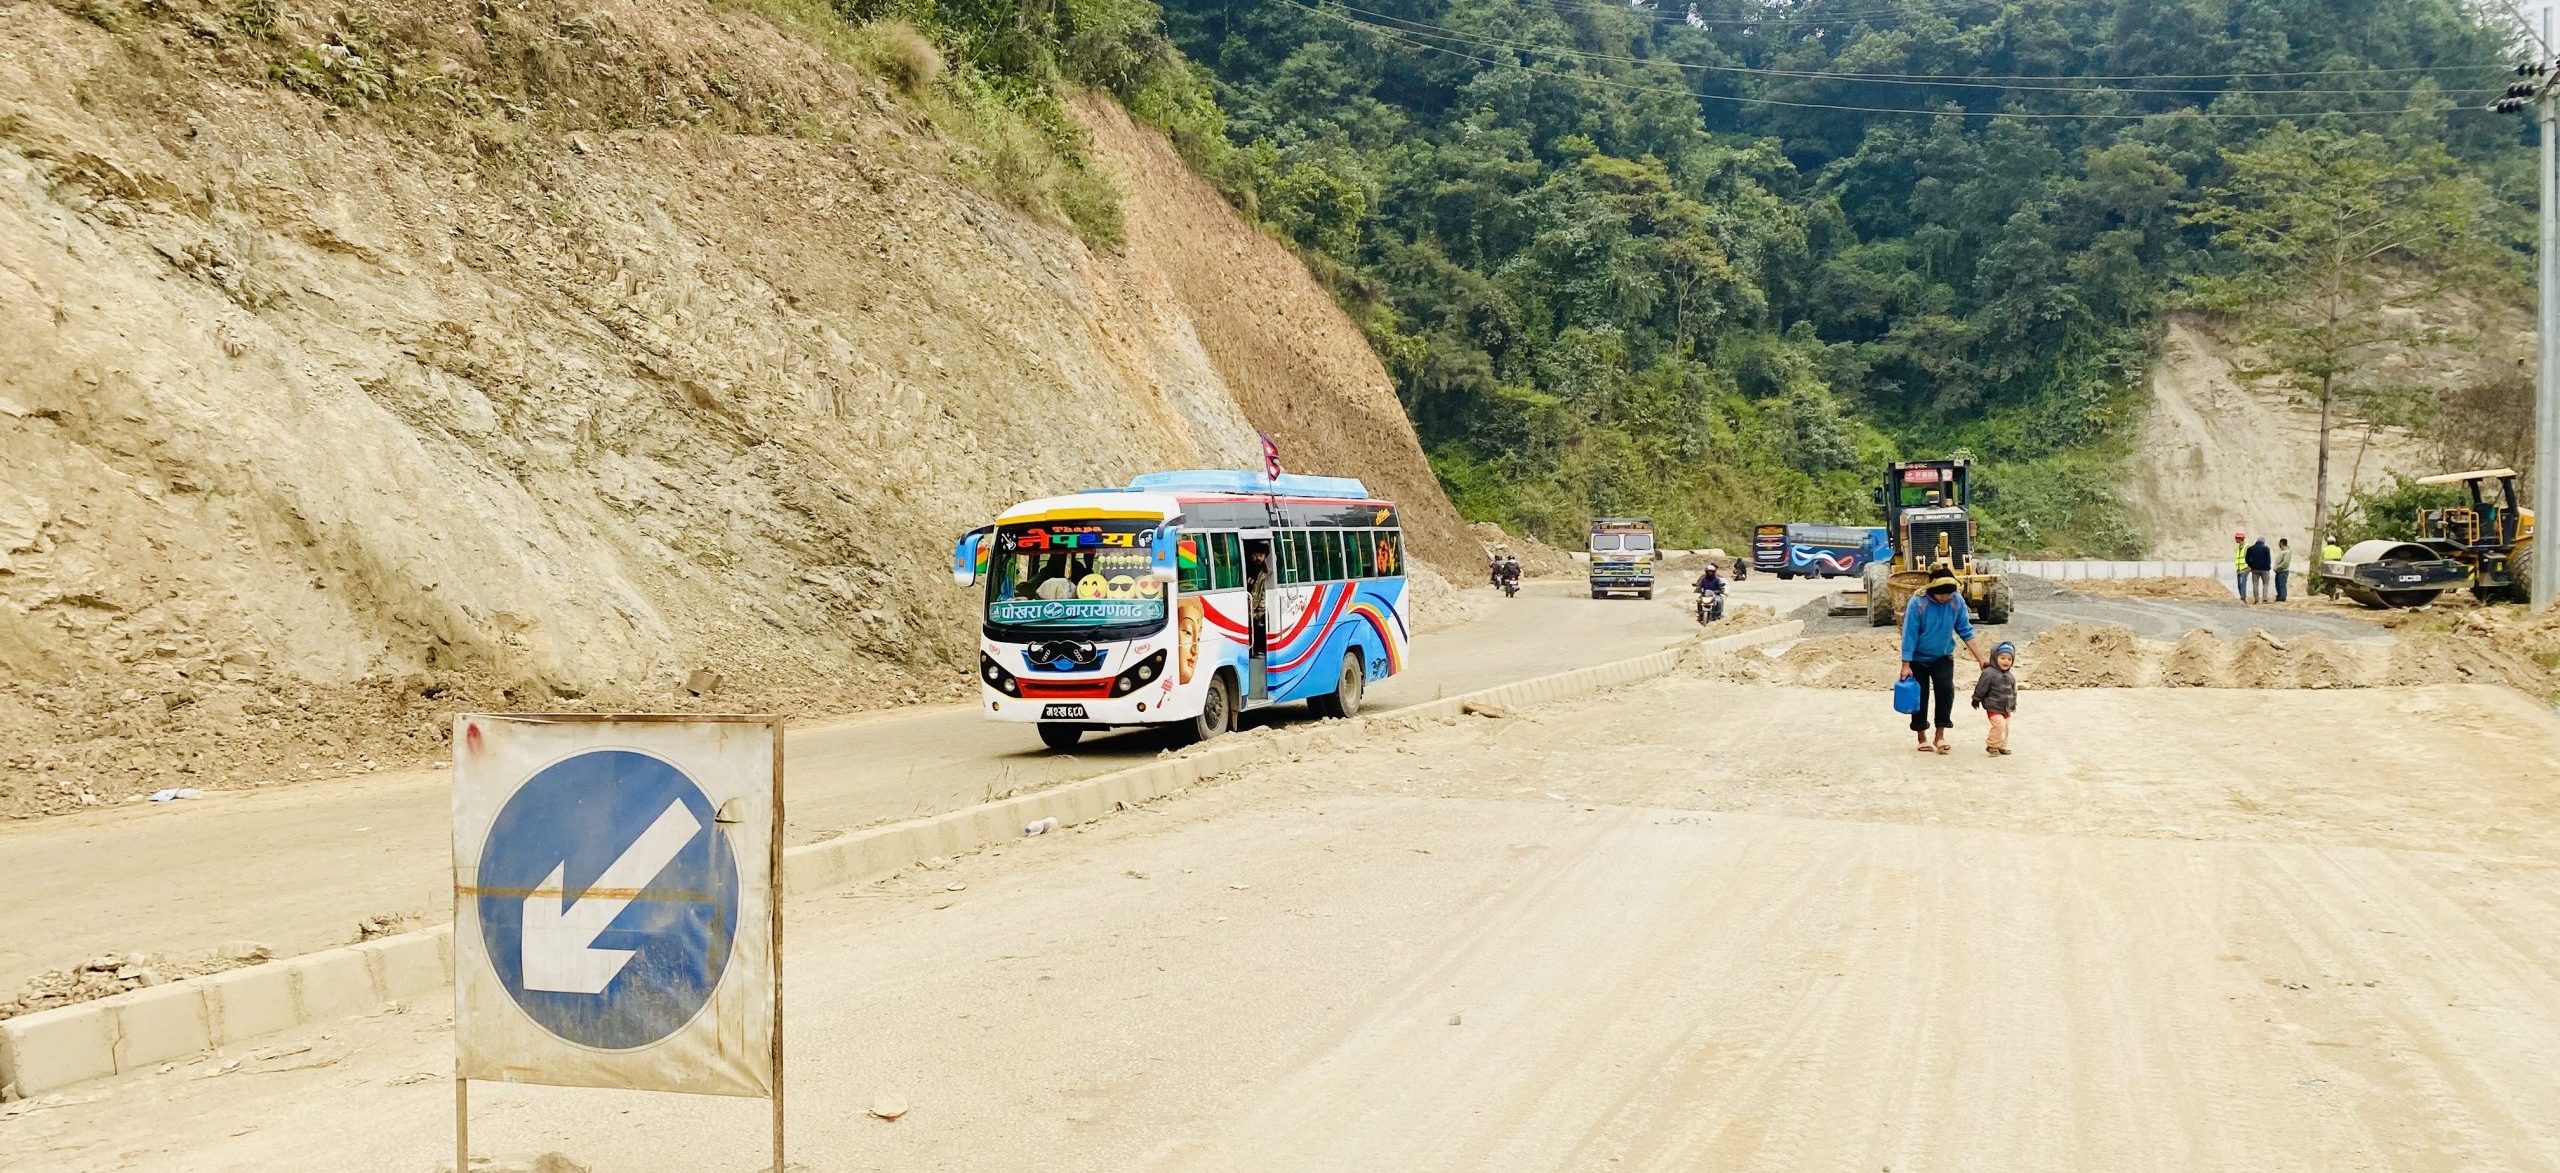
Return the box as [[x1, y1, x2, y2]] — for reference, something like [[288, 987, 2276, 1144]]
[[1972, 664, 2018, 713]]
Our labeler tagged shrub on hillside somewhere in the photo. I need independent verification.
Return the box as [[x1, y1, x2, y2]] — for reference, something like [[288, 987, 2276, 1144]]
[[856, 20, 942, 98]]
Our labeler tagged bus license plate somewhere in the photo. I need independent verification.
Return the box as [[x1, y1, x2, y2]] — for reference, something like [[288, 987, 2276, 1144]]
[[1041, 704, 1087, 720]]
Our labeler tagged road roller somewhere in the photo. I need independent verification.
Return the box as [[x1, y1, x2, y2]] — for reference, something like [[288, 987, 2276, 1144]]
[[2316, 539, 2470, 609]]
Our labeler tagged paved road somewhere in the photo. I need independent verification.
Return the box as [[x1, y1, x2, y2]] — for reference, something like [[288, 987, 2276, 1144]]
[[8, 677, 2555, 1170], [0, 574, 1825, 987]]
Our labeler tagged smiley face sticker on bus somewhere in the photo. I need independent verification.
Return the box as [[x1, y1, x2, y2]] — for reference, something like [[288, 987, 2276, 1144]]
[[1076, 573, 1109, 598]]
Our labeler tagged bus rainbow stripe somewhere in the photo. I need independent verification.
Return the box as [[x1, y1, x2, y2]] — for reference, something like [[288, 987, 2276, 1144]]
[[1346, 600, 1404, 675]]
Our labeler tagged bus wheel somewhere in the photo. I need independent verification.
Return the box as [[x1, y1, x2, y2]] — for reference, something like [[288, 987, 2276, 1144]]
[[1036, 724, 1081, 751], [1175, 672, 1236, 746], [1312, 651, 1366, 719]]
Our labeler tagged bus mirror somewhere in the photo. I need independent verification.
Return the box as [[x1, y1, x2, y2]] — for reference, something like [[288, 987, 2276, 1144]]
[[1149, 524, 1181, 579], [951, 527, 991, 585]]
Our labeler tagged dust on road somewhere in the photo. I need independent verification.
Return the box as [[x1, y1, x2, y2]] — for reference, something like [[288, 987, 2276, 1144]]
[[12, 674, 2559, 1172]]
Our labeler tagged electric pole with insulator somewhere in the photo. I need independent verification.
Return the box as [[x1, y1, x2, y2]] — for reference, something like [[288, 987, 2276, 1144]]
[[2493, 29, 2560, 612]]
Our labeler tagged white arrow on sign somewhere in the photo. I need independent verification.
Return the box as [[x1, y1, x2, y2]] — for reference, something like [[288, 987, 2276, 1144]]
[[521, 800, 704, 995]]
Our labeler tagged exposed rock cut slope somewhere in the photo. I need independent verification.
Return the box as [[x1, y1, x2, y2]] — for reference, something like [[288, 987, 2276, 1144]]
[[0, 0, 1466, 811]]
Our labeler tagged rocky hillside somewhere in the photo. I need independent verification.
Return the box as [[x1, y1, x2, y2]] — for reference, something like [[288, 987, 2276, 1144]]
[[0, 0, 1466, 812], [2130, 309, 2530, 559]]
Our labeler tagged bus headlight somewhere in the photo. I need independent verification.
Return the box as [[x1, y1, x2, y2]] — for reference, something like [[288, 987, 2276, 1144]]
[[978, 652, 1020, 696], [1111, 651, 1169, 697]]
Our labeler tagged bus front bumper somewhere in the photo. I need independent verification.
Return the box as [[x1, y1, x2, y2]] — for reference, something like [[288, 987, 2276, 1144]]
[[982, 689, 1173, 727]]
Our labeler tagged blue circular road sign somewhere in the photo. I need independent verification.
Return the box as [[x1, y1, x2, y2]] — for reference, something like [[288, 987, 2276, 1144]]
[[477, 749, 740, 1051]]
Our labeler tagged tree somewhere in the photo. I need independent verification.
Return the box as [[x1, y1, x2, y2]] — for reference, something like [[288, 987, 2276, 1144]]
[[2183, 125, 2498, 547]]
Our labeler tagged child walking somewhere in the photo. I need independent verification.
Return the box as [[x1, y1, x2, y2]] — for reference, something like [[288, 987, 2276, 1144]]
[[1972, 640, 2019, 755]]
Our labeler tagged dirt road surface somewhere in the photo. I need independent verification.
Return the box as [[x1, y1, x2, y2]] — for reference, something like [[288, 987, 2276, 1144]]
[[9, 673, 2557, 1171], [1795, 575, 2392, 644], [0, 575, 1832, 990]]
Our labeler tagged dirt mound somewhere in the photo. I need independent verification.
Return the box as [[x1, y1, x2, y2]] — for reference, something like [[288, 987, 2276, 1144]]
[[2018, 623, 2143, 688], [1681, 620, 2559, 698], [1685, 631, 1898, 689], [1469, 522, 1577, 579], [2161, 630, 2226, 687], [0, 0, 1468, 815]]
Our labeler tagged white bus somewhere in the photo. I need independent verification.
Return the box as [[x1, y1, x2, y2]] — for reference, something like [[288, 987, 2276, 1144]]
[[953, 471, 1411, 750]]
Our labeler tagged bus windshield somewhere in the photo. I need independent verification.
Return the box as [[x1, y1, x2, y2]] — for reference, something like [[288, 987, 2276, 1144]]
[[984, 518, 1168, 633], [1591, 532, 1654, 553]]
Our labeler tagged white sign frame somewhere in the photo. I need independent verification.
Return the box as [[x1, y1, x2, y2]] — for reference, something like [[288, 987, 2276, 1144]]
[[450, 713, 784, 1170]]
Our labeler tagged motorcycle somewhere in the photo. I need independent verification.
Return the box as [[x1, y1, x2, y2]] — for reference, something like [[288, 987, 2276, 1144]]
[[1500, 571, 1520, 599], [1694, 587, 1726, 625], [1731, 560, 1748, 582]]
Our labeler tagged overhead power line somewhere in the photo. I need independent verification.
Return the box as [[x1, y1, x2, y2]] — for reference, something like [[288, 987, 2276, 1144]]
[[1284, 4, 2492, 120], [1538, 0, 2001, 29], [1309, 0, 2497, 82], [1308, 1, 2499, 95]]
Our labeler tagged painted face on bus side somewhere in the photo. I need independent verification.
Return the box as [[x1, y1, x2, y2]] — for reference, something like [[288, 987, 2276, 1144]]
[[1178, 597, 1204, 684]]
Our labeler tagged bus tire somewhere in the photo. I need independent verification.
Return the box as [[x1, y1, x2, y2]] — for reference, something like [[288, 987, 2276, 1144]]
[[1036, 724, 1081, 751], [1311, 650, 1366, 720], [1776, 571, 1794, 580], [1174, 671, 1236, 747]]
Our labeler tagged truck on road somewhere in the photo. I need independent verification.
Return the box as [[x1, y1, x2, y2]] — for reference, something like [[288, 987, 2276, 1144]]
[[1587, 517, 1657, 599]]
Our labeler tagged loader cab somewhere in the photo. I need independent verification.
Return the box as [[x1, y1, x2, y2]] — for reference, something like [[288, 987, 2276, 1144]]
[[1880, 460, 1978, 574], [2414, 469, 2528, 552]]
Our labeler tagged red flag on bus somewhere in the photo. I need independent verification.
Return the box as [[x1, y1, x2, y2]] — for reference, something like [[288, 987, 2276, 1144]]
[[1259, 432, 1281, 481]]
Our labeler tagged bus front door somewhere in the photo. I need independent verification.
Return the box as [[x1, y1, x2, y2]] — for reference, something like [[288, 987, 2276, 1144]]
[[1243, 536, 1272, 704]]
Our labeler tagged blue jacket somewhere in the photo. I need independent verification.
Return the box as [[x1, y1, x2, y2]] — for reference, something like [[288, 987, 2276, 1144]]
[[1900, 593, 1977, 663]]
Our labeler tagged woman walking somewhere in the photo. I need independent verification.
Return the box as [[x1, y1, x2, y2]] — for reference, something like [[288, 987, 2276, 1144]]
[[1900, 567, 1985, 754]]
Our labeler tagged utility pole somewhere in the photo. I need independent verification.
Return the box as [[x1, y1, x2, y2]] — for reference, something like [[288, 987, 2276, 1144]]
[[2494, 17, 2560, 610]]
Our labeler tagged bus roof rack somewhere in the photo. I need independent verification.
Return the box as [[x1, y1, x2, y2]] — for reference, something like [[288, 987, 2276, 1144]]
[[1124, 470, 1374, 499]]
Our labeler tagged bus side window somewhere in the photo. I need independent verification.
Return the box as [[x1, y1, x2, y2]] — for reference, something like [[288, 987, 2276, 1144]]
[[1374, 531, 1402, 576], [1347, 531, 1375, 579], [1177, 537, 1211, 594], [1316, 530, 1345, 581], [1285, 530, 1313, 585], [1214, 532, 1245, 590]]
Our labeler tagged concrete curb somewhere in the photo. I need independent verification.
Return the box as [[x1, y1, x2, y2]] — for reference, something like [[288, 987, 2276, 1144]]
[[0, 928, 453, 1098], [0, 621, 1795, 1099]]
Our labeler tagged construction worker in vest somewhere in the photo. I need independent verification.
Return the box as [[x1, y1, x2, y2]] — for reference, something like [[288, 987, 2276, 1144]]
[[2232, 531, 2248, 600]]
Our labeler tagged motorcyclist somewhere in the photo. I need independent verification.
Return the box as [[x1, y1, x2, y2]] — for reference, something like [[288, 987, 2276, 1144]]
[[1693, 562, 1727, 622], [1488, 548, 1508, 587], [1496, 554, 1522, 594]]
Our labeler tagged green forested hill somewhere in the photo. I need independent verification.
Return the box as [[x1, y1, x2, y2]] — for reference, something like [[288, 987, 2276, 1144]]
[[1145, 0, 2525, 552], [836, 0, 2523, 552]]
